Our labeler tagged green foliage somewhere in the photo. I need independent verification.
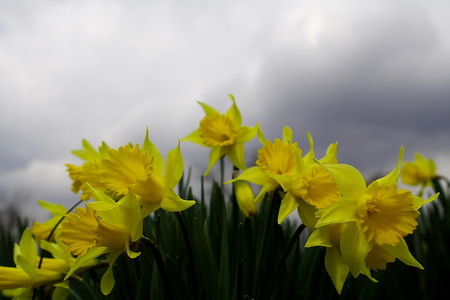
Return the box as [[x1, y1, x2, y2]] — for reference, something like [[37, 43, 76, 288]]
[[1, 177, 449, 299]]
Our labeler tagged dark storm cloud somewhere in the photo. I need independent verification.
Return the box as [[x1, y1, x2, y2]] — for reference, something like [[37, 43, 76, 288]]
[[233, 0, 450, 177]]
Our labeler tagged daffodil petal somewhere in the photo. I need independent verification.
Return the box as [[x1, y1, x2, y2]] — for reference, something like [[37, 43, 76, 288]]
[[228, 167, 271, 186], [257, 124, 265, 144], [297, 200, 319, 231], [315, 200, 356, 228], [225, 94, 242, 127], [377, 146, 404, 186], [179, 129, 204, 146], [236, 126, 257, 143], [160, 189, 195, 212], [205, 147, 227, 176], [40, 240, 72, 262], [142, 128, 165, 176], [37, 200, 67, 217], [89, 185, 116, 204], [325, 247, 349, 295], [265, 173, 292, 192], [305, 226, 332, 247], [319, 163, 366, 202], [19, 228, 37, 267], [227, 143, 247, 171], [101, 250, 121, 295], [413, 193, 439, 209], [198, 101, 220, 116], [282, 126, 293, 143], [16, 255, 35, 282], [255, 184, 277, 203], [125, 239, 141, 259], [164, 143, 184, 188], [65, 247, 109, 280], [381, 238, 423, 269], [320, 142, 338, 164], [117, 194, 142, 242], [303, 132, 315, 164], [71, 139, 102, 162], [142, 202, 161, 217], [340, 222, 372, 277], [277, 193, 298, 224]]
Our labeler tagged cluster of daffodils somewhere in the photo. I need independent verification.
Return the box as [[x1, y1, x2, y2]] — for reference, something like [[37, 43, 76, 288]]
[[1, 130, 196, 297], [0, 95, 439, 297]]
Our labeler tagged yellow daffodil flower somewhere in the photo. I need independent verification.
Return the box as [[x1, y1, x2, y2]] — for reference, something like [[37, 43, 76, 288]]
[[401, 152, 437, 188], [66, 139, 111, 201], [31, 200, 68, 242], [305, 223, 354, 294], [101, 130, 195, 216], [60, 191, 143, 295], [229, 127, 340, 227], [232, 177, 257, 218], [0, 229, 65, 290], [312, 147, 438, 284], [0, 228, 97, 299], [180, 95, 259, 176]]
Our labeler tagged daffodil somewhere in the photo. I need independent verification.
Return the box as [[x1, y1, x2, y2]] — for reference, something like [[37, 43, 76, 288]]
[[0, 228, 97, 299], [66, 139, 111, 201], [0, 229, 65, 291], [101, 130, 195, 216], [31, 200, 68, 242], [232, 177, 257, 218], [229, 127, 340, 228], [59, 191, 143, 295], [312, 147, 438, 284], [181, 95, 259, 176], [305, 223, 353, 294], [401, 152, 437, 188]]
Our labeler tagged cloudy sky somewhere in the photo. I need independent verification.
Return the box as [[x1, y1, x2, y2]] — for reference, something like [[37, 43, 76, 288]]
[[1, 0, 449, 221]]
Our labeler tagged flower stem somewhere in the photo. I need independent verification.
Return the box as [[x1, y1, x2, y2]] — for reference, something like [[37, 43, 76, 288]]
[[176, 211, 198, 299], [140, 236, 175, 300], [220, 156, 225, 191], [253, 192, 281, 296], [264, 223, 306, 296]]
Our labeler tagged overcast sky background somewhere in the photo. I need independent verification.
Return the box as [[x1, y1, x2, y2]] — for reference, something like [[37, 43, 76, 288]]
[[1, 0, 449, 221]]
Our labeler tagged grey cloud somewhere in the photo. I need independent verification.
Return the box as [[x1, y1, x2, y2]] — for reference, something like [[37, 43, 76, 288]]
[[1, 0, 450, 219]]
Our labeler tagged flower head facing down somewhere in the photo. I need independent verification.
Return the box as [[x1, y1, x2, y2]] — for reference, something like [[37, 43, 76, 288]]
[[181, 95, 259, 176]]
